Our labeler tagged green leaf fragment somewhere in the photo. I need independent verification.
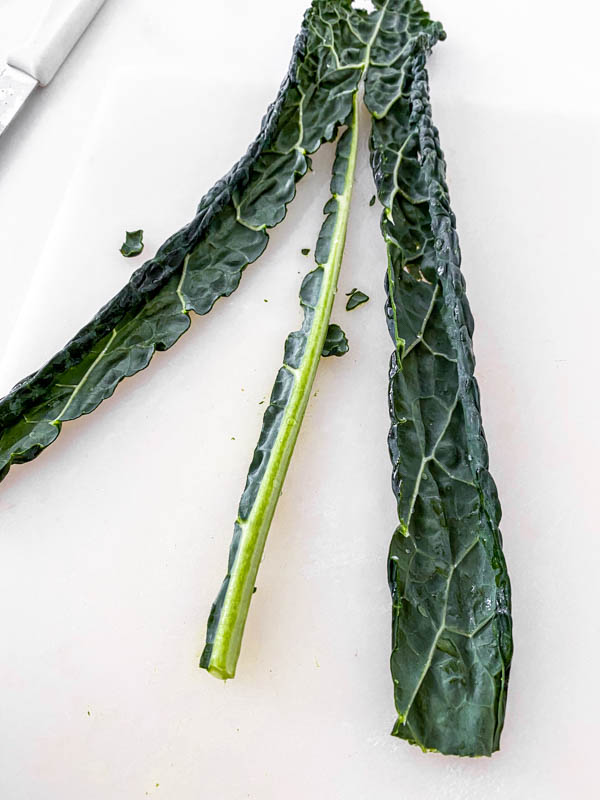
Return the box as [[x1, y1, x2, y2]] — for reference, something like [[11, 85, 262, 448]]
[[369, 195, 376, 206], [0, 0, 364, 484], [322, 324, 348, 356], [345, 289, 369, 310], [119, 230, 144, 257], [301, 248, 310, 256]]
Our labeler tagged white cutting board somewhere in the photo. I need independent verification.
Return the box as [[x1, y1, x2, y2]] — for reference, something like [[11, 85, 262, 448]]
[[0, 69, 595, 799]]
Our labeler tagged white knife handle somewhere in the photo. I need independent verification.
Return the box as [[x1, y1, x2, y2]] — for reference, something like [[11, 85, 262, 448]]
[[7, 0, 107, 86]]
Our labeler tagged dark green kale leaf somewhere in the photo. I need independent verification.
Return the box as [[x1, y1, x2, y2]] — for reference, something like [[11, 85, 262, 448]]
[[365, 4, 512, 757], [0, 0, 365, 483]]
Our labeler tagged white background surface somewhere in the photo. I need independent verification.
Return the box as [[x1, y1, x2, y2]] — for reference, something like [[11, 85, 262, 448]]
[[0, 1, 598, 798]]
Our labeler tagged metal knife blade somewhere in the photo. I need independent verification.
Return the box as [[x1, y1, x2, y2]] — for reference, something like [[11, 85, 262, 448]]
[[0, 0, 108, 141], [0, 65, 38, 138]]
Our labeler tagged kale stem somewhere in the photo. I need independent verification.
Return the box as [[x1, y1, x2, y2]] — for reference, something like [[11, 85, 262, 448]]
[[201, 95, 360, 679]]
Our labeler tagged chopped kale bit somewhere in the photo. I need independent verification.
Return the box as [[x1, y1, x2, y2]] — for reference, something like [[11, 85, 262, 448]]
[[345, 288, 369, 310], [119, 230, 144, 257], [322, 324, 349, 357]]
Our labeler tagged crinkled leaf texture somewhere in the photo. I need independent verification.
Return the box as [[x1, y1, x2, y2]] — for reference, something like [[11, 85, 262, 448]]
[[322, 323, 349, 356], [0, 0, 365, 482], [365, 6, 513, 757]]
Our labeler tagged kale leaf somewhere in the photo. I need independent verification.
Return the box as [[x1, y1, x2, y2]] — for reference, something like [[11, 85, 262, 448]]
[[365, 7, 512, 756], [322, 323, 349, 356], [0, 1, 363, 482]]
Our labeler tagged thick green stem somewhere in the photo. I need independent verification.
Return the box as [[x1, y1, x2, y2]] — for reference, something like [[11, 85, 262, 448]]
[[201, 96, 359, 679]]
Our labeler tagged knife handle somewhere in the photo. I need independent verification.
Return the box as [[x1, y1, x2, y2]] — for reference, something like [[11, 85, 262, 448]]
[[7, 0, 107, 87]]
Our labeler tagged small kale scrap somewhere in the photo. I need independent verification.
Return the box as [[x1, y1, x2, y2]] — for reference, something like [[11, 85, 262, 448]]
[[345, 288, 369, 310], [120, 230, 144, 257], [0, 0, 512, 758]]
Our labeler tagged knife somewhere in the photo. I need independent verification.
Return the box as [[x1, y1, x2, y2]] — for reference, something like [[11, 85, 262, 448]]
[[0, 0, 107, 138]]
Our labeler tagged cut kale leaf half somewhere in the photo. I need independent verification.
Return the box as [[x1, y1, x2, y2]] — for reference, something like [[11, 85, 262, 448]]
[[0, 0, 365, 483], [120, 230, 144, 257], [365, 16, 512, 757]]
